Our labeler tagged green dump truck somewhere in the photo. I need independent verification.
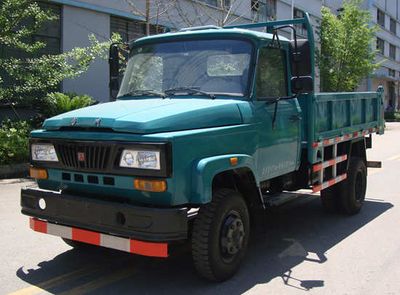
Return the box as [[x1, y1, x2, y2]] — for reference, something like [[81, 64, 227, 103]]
[[21, 14, 384, 281]]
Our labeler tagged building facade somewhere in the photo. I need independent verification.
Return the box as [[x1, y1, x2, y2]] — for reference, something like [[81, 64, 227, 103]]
[[7, 1, 397, 104], [369, 0, 400, 110], [32, 0, 400, 109]]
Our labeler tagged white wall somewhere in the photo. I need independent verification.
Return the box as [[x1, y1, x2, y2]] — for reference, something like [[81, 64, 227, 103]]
[[62, 5, 110, 102]]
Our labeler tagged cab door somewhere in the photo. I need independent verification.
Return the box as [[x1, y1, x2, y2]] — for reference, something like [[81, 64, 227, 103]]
[[252, 46, 302, 181]]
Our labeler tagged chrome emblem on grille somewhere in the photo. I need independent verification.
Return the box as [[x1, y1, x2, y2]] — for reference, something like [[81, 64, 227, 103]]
[[95, 118, 101, 127], [77, 152, 85, 162]]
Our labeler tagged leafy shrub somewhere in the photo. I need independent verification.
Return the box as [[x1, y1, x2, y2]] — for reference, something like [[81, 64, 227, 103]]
[[43, 92, 95, 117], [0, 120, 31, 165], [384, 112, 400, 121], [385, 112, 395, 120]]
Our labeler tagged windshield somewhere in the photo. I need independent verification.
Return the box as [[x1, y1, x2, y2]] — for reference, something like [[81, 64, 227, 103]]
[[117, 39, 253, 98]]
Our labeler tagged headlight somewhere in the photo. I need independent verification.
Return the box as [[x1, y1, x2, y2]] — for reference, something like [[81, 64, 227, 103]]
[[119, 149, 160, 170], [31, 144, 59, 162]]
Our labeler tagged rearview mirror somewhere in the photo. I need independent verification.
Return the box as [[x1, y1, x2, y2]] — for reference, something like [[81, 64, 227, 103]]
[[291, 76, 314, 94], [109, 43, 120, 101], [290, 39, 312, 76]]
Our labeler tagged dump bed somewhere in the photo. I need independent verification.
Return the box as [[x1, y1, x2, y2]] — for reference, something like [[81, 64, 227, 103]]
[[314, 90, 384, 139], [305, 89, 385, 163]]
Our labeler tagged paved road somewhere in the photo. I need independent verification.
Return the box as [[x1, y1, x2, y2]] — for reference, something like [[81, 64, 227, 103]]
[[1, 123, 400, 295]]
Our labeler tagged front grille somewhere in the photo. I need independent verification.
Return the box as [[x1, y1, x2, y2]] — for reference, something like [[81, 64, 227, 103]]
[[31, 139, 171, 177], [55, 143, 111, 170]]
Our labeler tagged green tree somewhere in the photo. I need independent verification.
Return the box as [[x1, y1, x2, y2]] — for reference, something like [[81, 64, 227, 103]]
[[0, 0, 120, 106], [317, 0, 378, 92], [0, 120, 31, 165]]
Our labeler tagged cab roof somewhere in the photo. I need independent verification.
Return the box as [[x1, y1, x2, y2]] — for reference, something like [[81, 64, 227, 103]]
[[131, 27, 290, 47]]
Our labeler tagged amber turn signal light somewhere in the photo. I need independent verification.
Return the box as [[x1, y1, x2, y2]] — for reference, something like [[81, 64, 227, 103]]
[[29, 167, 48, 180], [134, 179, 167, 192], [230, 157, 238, 166]]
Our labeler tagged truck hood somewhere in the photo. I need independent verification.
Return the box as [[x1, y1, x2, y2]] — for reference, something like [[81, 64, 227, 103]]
[[43, 98, 243, 134]]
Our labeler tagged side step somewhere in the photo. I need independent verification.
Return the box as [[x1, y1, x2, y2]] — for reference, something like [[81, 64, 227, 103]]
[[263, 192, 300, 207], [367, 161, 382, 168]]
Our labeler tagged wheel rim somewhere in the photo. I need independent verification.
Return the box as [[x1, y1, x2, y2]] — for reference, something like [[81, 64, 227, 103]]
[[220, 210, 245, 263], [355, 170, 366, 202]]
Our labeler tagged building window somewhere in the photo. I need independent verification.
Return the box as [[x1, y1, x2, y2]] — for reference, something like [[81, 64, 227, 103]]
[[266, 0, 277, 20], [390, 18, 396, 34], [199, 0, 231, 9], [199, 0, 217, 7], [224, 0, 231, 8], [3, 2, 62, 56], [251, 0, 260, 12], [390, 44, 396, 60], [256, 48, 288, 98], [377, 9, 385, 27], [293, 8, 307, 37], [251, 0, 276, 21], [33, 2, 62, 56], [377, 38, 384, 55], [389, 68, 396, 77], [110, 16, 146, 42], [110, 16, 164, 43], [251, 0, 264, 21], [0, 2, 61, 92]]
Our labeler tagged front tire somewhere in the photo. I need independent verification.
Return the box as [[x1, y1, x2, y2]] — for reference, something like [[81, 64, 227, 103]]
[[191, 189, 250, 281]]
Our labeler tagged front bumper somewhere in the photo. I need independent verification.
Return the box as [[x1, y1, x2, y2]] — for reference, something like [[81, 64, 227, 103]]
[[21, 188, 190, 242], [29, 217, 169, 257]]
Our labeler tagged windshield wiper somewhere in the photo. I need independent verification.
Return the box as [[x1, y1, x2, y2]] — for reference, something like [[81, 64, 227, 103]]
[[118, 89, 166, 98], [164, 87, 216, 99]]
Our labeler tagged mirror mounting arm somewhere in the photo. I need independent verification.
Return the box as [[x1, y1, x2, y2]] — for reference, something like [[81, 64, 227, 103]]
[[273, 25, 299, 78]]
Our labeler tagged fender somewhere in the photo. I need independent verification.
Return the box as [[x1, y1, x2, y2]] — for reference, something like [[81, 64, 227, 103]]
[[191, 154, 258, 204]]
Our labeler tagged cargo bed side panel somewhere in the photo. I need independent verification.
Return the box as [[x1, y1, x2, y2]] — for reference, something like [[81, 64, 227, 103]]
[[305, 91, 384, 164]]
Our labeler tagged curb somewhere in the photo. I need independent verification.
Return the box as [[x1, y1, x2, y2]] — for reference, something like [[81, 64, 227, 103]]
[[0, 163, 29, 179]]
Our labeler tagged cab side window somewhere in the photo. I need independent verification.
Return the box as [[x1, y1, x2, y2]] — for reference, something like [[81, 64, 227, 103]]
[[256, 47, 288, 98]]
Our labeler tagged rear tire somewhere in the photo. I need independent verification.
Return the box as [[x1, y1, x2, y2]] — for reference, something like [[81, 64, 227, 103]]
[[191, 189, 250, 281], [338, 157, 367, 215]]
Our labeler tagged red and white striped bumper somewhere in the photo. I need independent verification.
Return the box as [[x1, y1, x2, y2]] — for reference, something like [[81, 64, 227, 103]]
[[29, 218, 168, 258]]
